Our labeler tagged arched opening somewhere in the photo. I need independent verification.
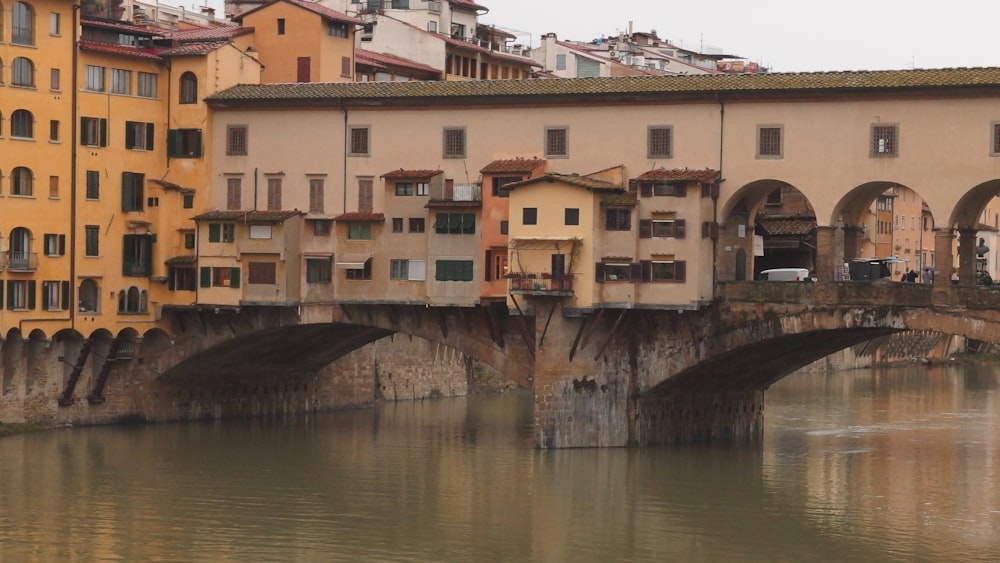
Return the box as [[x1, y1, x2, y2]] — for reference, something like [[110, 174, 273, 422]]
[[8, 226, 32, 270], [79, 279, 99, 313], [11, 2, 33, 46], [11, 56, 34, 86], [179, 71, 198, 104], [10, 109, 32, 138], [10, 166, 33, 196]]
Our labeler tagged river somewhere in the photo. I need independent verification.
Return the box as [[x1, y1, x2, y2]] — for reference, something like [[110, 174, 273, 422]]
[[1, 363, 998, 562]]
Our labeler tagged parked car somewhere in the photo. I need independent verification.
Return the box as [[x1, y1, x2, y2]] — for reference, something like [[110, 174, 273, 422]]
[[759, 268, 815, 282]]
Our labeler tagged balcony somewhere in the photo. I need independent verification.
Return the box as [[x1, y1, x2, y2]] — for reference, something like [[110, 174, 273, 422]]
[[6, 251, 38, 271], [123, 260, 151, 277], [508, 273, 575, 296]]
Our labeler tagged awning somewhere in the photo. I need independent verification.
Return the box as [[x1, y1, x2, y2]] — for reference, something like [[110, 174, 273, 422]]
[[335, 254, 371, 268]]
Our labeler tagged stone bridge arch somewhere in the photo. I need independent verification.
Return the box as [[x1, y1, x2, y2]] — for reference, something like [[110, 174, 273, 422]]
[[153, 304, 535, 389]]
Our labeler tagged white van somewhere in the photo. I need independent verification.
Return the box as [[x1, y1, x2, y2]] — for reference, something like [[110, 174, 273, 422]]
[[759, 268, 814, 282]]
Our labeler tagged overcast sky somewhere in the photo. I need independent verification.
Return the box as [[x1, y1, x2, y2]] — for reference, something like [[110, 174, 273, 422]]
[[479, 0, 1000, 73]]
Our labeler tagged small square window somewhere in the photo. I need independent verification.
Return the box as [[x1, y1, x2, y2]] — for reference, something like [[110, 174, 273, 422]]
[[443, 127, 466, 159], [757, 125, 782, 158], [871, 124, 898, 157], [545, 127, 568, 158], [648, 126, 672, 159], [349, 126, 370, 156], [409, 218, 425, 233], [226, 125, 248, 155], [523, 208, 537, 225], [565, 208, 579, 225], [392, 218, 404, 232], [991, 122, 1000, 156]]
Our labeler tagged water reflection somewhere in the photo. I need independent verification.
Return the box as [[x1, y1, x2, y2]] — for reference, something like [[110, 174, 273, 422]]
[[0, 364, 998, 561]]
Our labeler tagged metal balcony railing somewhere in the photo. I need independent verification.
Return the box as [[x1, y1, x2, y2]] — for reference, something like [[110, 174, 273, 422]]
[[6, 251, 38, 271], [123, 260, 151, 277], [508, 273, 575, 294]]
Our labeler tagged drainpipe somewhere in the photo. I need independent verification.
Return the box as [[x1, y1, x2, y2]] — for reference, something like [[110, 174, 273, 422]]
[[341, 100, 348, 213], [70, 3, 81, 330], [253, 167, 258, 210], [714, 93, 725, 296]]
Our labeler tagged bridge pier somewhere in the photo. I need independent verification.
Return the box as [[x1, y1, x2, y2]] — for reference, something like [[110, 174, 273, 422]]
[[634, 391, 764, 445]]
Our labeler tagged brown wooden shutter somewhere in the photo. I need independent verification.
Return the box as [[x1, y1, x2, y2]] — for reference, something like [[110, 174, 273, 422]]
[[701, 221, 718, 240], [639, 219, 652, 238], [640, 182, 652, 197], [595, 262, 605, 282], [676, 261, 687, 282], [640, 260, 652, 282], [674, 219, 686, 239], [629, 263, 641, 281]]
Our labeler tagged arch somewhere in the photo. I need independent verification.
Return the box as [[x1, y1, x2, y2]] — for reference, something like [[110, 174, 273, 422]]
[[117, 290, 126, 313], [78, 279, 99, 313], [11, 1, 33, 46], [10, 166, 33, 196], [0, 58, 4, 84], [8, 227, 31, 269], [949, 179, 1000, 230], [27, 328, 48, 341], [10, 109, 33, 138], [118, 286, 146, 313], [11, 56, 33, 86], [179, 71, 198, 104]]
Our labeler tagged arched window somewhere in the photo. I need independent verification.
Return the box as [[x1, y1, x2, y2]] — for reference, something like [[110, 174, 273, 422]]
[[139, 290, 148, 312], [117, 290, 126, 313], [8, 226, 31, 270], [118, 287, 146, 313], [11, 166, 32, 196], [126, 287, 139, 312], [179, 72, 198, 104], [0, 57, 5, 84], [10, 109, 33, 138], [79, 279, 99, 313], [12, 2, 33, 46], [11, 57, 34, 87]]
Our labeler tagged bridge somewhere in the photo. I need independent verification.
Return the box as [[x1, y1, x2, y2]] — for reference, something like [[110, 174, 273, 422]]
[[4, 280, 1000, 448]]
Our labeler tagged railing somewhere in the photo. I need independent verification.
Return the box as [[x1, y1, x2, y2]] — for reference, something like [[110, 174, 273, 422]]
[[508, 273, 575, 294], [426, 0, 441, 14], [123, 260, 151, 277], [6, 251, 38, 271]]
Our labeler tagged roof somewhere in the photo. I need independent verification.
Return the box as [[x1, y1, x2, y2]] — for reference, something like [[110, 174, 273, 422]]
[[234, 0, 361, 25], [381, 169, 443, 179], [206, 68, 1000, 108], [334, 212, 385, 222], [442, 35, 539, 66], [758, 218, 816, 236], [81, 17, 161, 37], [166, 25, 253, 42], [635, 168, 720, 183], [193, 210, 302, 222], [508, 172, 623, 193], [160, 41, 230, 57], [601, 192, 639, 207], [480, 158, 546, 174], [425, 200, 482, 208], [165, 255, 198, 265], [79, 40, 164, 62], [449, 0, 489, 12], [356, 49, 443, 76]]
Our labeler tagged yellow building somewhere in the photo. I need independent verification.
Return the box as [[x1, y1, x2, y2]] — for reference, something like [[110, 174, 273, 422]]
[[0, 0, 76, 335]]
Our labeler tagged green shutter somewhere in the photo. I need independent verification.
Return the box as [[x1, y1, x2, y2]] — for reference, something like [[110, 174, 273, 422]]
[[58, 234, 66, 256], [99, 118, 108, 147], [192, 130, 203, 157], [230, 267, 241, 288], [200, 267, 211, 287], [167, 129, 179, 157], [122, 235, 132, 276], [125, 121, 136, 148], [122, 172, 133, 211], [146, 123, 155, 150], [143, 235, 154, 276], [61, 281, 71, 310], [27, 281, 36, 310], [208, 223, 220, 242], [6, 281, 13, 310]]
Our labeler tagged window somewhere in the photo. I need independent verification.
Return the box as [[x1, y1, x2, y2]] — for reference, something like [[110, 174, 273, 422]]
[[184, 232, 195, 249], [248, 262, 277, 284], [639, 181, 686, 197], [11, 167, 32, 196], [168, 129, 202, 157], [523, 207, 537, 225], [85, 65, 105, 91], [183, 193, 194, 208], [392, 218, 404, 232], [118, 287, 146, 313], [648, 126, 672, 158], [78, 280, 99, 313], [349, 127, 369, 156], [309, 178, 325, 212], [565, 208, 579, 226], [599, 262, 632, 282], [348, 223, 372, 240], [416, 182, 429, 196], [49, 120, 59, 142], [50, 68, 60, 91], [50, 12, 60, 35], [645, 260, 687, 282], [435, 260, 474, 281], [992, 122, 1000, 156], [358, 178, 373, 212], [493, 176, 521, 197], [341, 56, 351, 78], [555, 54, 567, 70], [49, 175, 58, 198], [43, 234, 65, 256], [329, 21, 348, 38], [313, 220, 332, 236], [11, 109, 33, 138], [306, 258, 332, 284], [121, 172, 144, 211], [433, 213, 475, 234], [207, 223, 236, 242], [226, 178, 242, 209], [345, 259, 372, 280], [80, 117, 108, 147], [395, 182, 415, 196], [266, 177, 282, 210], [248, 225, 271, 239], [86, 171, 100, 199], [765, 189, 782, 206], [85, 226, 100, 256], [409, 218, 425, 233], [277, 18, 286, 35], [170, 267, 196, 291], [500, 220, 509, 235], [125, 121, 154, 150], [639, 218, 686, 238], [122, 234, 153, 276], [12, 2, 34, 45], [605, 208, 631, 231], [757, 125, 782, 158], [7, 280, 34, 310], [110, 68, 131, 95], [871, 124, 898, 157], [11, 57, 34, 86], [390, 259, 427, 281], [227, 125, 248, 155], [545, 127, 568, 158], [42, 281, 69, 311], [137, 72, 157, 97], [443, 127, 465, 159], [202, 267, 240, 288], [179, 72, 198, 104]]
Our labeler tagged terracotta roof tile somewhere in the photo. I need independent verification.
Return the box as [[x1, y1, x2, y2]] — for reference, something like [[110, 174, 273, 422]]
[[509, 172, 622, 192], [193, 210, 302, 222], [160, 41, 229, 57], [207, 68, 1000, 107], [381, 169, 443, 179], [166, 25, 253, 42], [356, 49, 442, 76], [449, 0, 489, 11], [636, 168, 720, 183], [425, 200, 482, 208], [82, 17, 161, 36], [235, 0, 361, 25], [759, 219, 816, 236], [79, 40, 164, 61], [480, 158, 546, 174], [601, 192, 639, 207], [334, 212, 385, 222]]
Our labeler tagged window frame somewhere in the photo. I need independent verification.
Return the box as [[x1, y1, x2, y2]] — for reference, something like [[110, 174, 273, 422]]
[[871, 123, 899, 158], [544, 126, 569, 158], [442, 127, 466, 159], [348, 126, 370, 156], [756, 124, 783, 159], [226, 124, 248, 155], [647, 125, 673, 159], [605, 208, 631, 231]]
